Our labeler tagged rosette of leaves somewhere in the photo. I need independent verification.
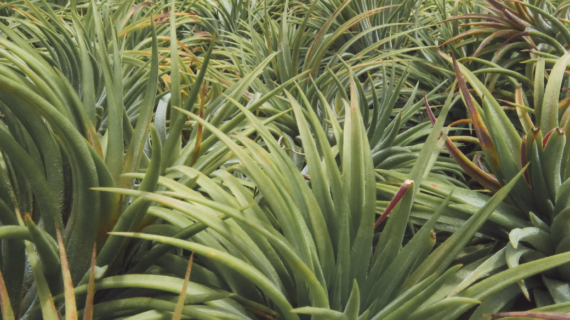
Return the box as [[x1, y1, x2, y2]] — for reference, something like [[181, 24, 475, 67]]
[[439, 0, 570, 59], [95, 63, 570, 320], [400, 50, 570, 316], [0, 0, 243, 318], [217, 0, 472, 176]]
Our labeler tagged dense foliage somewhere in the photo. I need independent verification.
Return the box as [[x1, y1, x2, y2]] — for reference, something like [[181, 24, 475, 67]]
[[2, 0, 570, 319]]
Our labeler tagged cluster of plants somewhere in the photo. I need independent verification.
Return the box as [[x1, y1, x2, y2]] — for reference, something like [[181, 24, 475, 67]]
[[3, 0, 570, 319]]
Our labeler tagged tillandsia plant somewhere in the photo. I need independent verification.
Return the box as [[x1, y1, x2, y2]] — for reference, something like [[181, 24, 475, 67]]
[[439, 0, 570, 59], [407, 0, 570, 105], [0, 0, 461, 318], [0, 0, 235, 318], [403, 49, 570, 316], [4, 0, 570, 319], [105, 72, 570, 320], [219, 0, 469, 176]]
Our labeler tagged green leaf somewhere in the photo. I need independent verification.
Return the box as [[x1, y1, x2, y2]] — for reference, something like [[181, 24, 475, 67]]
[[0, 267, 15, 320], [0, 125, 62, 238], [25, 233, 58, 320], [168, 1, 182, 132], [161, 34, 216, 171], [542, 54, 570, 132], [344, 281, 360, 320], [111, 232, 300, 320], [366, 192, 451, 312], [461, 251, 570, 300], [122, 15, 159, 187], [25, 215, 61, 293], [439, 51, 521, 169], [382, 266, 462, 320], [96, 125, 161, 269], [534, 58, 545, 127], [369, 84, 456, 298], [91, 0, 123, 183], [293, 307, 347, 319], [405, 165, 528, 288], [56, 225, 78, 320]]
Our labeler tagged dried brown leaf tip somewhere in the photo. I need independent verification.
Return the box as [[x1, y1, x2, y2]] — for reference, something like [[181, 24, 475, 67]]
[[0, 267, 14, 320], [83, 244, 97, 320], [56, 224, 77, 320]]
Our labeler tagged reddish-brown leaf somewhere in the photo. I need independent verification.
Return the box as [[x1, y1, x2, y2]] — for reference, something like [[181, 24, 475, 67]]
[[375, 179, 413, 228], [451, 53, 501, 173], [486, 311, 570, 319], [424, 92, 501, 192]]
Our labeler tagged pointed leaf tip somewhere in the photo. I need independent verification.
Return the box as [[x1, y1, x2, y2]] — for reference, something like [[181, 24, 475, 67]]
[[0, 267, 14, 320], [424, 91, 437, 125], [375, 179, 413, 228], [424, 90, 501, 192], [56, 224, 77, 320], [83, 244, 97, 320]]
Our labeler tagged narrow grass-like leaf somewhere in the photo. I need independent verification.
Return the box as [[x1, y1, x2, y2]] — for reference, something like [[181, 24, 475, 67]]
[[0, 126, 62, 238], [486, 311, 570, 319], [367, 193, 451, 312], [424, 94, 501, 192], [292, 307, 347, 319], [405, 165, 527, 288], [367, 85, 456, 303], [168, 1, 181, 130], [370, 274, 438, 320], [543, 129, 565, 201], [49, 273, 230, 306], [0, 268, 14, 320], [122, 15, 159, 187], [111, 232, 300, 320], [162, 34, 215, 171], [439, 51, 521, 166], [97, 125, 161, 268], [515, 84, 533, 134], [541, 53, 570, 132], [25, 214, 61, 293], [189, 84, 206, 167], [91, 0, 123, 183], [210, 95, 333, 296], [56, 225, 77, 320], [451, 53, 500, 176], [375, 180, 413, 227], [83, 244, 97, 320], [172, 252, 194, 320], [383, 266, 462, 320], [287, 89, 338, 266], [461, 251, 570, 302], [25, 234, 58, 320], [535, 58, 546, 126]]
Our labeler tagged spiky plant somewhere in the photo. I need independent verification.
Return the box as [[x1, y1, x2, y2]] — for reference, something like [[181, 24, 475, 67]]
[[399, 0, 570, 109], [440, 0, 570, 59], [392, 48, 570, 316], [103, 71, 570, 320], [5, 0, 570, 319], [0, 0, 231, 318], [216, 0, 471, 180]]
